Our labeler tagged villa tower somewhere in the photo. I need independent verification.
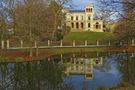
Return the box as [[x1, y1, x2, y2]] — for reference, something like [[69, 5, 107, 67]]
[[65, 4, 103, 32]]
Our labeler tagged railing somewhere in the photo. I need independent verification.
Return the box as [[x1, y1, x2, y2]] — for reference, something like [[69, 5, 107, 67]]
[[0, 39, 135, 49]]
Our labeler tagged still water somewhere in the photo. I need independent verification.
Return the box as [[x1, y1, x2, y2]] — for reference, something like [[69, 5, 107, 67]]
[[0, 52, 135, 90]]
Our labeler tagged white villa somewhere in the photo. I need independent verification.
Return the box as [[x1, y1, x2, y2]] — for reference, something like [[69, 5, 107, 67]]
[[64, 4, 103, 32]]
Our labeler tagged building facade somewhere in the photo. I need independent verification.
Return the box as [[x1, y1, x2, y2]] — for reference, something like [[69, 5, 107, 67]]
[[65, 5, 103, 32]]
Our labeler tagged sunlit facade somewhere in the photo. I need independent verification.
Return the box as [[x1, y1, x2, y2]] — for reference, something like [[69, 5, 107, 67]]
[[65, 5, 103, 32]]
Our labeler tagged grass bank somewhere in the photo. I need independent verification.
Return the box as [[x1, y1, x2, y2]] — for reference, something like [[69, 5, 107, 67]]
[[64, 32, 114, 42]]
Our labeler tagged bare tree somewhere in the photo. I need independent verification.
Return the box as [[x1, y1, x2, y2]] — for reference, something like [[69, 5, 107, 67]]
[[14, 0, 48, 57], [12, 0, 72, 56], [48, 0, 72, 41], [0, 0, 16, 56], [0, 0, 16, 41], [0, 0, 72, 56], [97, 0, 135, 43]]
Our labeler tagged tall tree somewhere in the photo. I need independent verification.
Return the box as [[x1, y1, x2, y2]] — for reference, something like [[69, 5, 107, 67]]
[[98, 0, 135, 43], [12, 0, 72, 56], [0, 0, 16, 41]]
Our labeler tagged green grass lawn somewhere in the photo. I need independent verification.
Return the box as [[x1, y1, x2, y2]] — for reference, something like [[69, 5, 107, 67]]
[[64, 32, 115, 45], [64, 32, 114, 41]]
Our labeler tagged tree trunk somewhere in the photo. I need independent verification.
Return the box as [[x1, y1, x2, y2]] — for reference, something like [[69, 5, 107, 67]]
[[29, 28, 33, 57], [51, 14, 57, 41]]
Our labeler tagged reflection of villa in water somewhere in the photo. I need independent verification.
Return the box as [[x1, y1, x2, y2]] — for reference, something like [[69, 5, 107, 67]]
[[63, 55, 103, 80]]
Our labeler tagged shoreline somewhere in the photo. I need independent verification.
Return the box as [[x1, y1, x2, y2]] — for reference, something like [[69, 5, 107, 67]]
[[0, 46, 135, 63]]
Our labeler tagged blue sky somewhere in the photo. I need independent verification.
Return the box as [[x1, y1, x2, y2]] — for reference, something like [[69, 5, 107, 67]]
[[72, 0, 97, 10], [70, 0, 118, 21]]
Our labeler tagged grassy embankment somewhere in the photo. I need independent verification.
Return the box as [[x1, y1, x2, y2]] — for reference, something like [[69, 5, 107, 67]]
[[64, 32, 114, 42]]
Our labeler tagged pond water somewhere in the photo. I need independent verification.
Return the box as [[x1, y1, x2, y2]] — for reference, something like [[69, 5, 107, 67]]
[[0, 52, 135, 90]]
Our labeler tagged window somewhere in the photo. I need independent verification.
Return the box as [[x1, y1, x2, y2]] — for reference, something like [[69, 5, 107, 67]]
[[91, 8, 93, 12], [81, 22, 83, 28], [76, 22, 79, 29], [86, 8, 92, 12], [86, 8, 89, 12], [86, 8, 90, 12], [96, 22, 99, 29], [88, 16, 91, 20], [88, 23, 91, 28], [89, 8, 91, 12], [76, 16, 78, 20], [71, 23, 74, 28], [71, 16, 74, 20]]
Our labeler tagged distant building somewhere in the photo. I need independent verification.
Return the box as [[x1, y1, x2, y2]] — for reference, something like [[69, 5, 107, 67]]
[[64, 5, 103, 32]]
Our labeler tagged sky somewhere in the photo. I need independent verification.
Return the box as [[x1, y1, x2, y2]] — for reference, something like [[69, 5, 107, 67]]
[[72, 0, 97, 10], [71, 0, 118, 21]]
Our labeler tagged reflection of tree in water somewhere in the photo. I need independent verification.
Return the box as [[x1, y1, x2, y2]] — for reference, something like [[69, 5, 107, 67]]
[[0, 60, 73, 90], [118, 53, 135, 86]]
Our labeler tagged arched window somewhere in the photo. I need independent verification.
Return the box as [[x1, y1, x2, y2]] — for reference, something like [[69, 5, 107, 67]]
[[86, 8, 88, 12], [76, 22, 79, 29], [96, 22, 99, 29], [86, 8, 91, 12], [91, 8, 93, 12], [88, 23, 91, 28], [81, 22, 83, 28], [89, 8, 91, 12], [71, 23, 74, 28], [86, 8, 93, 12]]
